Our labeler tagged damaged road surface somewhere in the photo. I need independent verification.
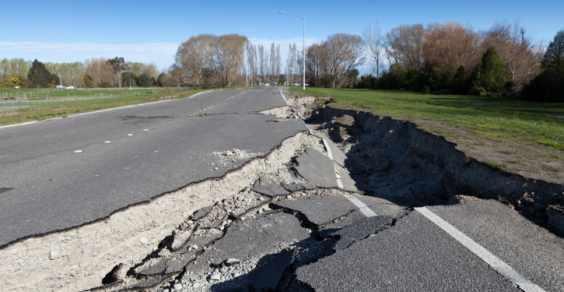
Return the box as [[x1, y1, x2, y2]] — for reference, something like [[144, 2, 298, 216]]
[[1, 88, 563, 292]]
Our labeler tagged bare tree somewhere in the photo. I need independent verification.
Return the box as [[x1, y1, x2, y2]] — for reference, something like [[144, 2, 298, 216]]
[[386, 24, 425, 71], [482, 24, 541, 90], [363, 25, 383, 76], [258, 45, 266, 84], [246, 43, 258, 86], [176, 34, 247, 87], [84, 59, 114, 87], [217, 34, 248, 86], [324, 33, 364, 88], [287, 43, 299, 85], [306, 43, 328, 86], [422, 23, 481, 73]]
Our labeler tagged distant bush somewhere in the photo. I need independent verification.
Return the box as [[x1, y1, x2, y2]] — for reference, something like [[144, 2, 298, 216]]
[[471, 48, 510, 97], [27, 60, 59, 88], [522, 30, 564, 101]]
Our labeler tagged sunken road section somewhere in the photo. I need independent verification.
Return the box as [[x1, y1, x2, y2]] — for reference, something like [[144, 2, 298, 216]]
[[306, 106, 564, 236]]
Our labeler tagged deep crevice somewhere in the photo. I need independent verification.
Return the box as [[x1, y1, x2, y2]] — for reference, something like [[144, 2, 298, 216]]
[[306, 106, 564, 236]]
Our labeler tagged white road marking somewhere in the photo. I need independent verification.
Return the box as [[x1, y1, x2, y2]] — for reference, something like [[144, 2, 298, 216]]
[[343, 193, 377, 217], [104, 140, 112, 144], [279, 87, 378, 218], [143, 128, 149, 132], [279, 87, 290, 104], [415, 207, 546, 292], [73, 149, 83, 153], [127, 133, 133, 137], [0, 121, 38, 130], [279, 87, 543, 290]]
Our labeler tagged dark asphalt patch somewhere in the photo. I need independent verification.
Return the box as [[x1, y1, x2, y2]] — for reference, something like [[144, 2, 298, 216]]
[[0, 187, 14, 195]]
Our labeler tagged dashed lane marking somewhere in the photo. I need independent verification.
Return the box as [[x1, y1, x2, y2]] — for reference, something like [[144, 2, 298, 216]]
[[416, 206, 546, 292]]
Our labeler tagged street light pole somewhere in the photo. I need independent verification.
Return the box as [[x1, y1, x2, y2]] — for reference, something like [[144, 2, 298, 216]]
[[301, 16, 306, 91]]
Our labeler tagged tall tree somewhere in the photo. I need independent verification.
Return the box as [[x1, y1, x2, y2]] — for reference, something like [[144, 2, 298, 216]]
[[542, 30, 564, 72], [423, 23, 480, 73], [385, 24, 425, 71], [246, 43, 258, 86], [306, 43, 328, 86], [84, 59, 114, 87], [217, 34, 247, 86], [363, 25, 383, 77], [27, 60, 59, 88], [107, 57, 127, 87], [258, 44, 266, 83], [483, 24, 541, 90], [472, 48, 510, 96], [324, 33, 364, 88]]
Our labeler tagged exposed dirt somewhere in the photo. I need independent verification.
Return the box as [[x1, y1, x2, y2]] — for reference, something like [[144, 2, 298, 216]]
[[0, 132, 323, 292], [306, 106, 564, 236]]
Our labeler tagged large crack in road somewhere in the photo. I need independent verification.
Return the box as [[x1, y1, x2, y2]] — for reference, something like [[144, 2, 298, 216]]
[[1, 88, 563, 291]]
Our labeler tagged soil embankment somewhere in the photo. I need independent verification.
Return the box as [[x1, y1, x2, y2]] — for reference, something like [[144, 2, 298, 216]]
[[306, 106, 564, 236]]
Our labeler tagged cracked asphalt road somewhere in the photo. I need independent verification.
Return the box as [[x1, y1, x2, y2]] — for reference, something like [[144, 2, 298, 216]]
[[1, 87, 562, 292], [0, 88, 303, 247]]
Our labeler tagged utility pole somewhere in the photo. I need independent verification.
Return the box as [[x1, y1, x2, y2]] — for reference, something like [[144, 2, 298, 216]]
[[302, 16, 306, 91]]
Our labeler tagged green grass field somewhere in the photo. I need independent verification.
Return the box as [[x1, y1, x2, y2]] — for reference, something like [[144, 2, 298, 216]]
[[0, 87, 200, 126], [291, 87, 564, 151]]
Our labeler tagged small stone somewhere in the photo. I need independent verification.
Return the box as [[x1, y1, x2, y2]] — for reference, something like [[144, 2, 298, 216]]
[[208, 270, 221, 281], [49, 245, 63, 260], [225, 258, 240, 266], [173, 282, 183, 290]]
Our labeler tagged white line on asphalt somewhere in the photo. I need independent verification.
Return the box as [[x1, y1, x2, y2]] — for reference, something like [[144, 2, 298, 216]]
[[278, 87, 543, 290], [415, 207, 546, 292], [73, 149, 83, 153], [344, 193, 377, 217], [104, 140, 112, 144], [127, 133, 133, 137], [278, 87, 378, 218], [0, 121, 38, 130], [279, 87, 290, 104]]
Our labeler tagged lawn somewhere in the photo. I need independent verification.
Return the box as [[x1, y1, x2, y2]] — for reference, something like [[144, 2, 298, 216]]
[[292, 87, 564, 151], [0, 87, 200, 126]]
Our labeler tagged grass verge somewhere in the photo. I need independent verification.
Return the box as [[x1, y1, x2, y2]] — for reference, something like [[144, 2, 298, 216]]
[[0, 87, 200, 126]]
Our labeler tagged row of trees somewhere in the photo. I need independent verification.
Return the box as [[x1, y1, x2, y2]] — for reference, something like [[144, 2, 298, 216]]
[[0, 58, 160, 88], [357, 23, 563, 101], [246, 42, 282, 86]]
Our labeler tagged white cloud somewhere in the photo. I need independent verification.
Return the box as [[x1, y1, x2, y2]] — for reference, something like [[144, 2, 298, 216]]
[[0, 41, 178, 70]]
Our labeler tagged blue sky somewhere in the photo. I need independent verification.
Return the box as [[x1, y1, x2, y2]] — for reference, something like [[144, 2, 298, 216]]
[[1, 1, 562, 69]]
